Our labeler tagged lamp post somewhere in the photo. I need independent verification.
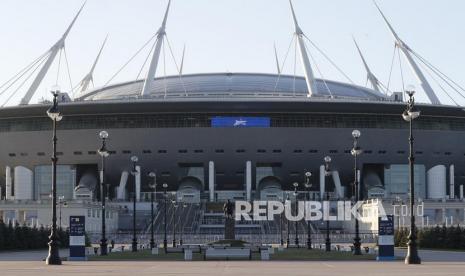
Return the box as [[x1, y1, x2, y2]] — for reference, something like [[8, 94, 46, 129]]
[[402, 86, 421, 265], [351, 129, 363, 255], [280, 193, 284, 247], [130, 156, 138, 252], [293, 182, 299, 247], [162, 183, 168, 253], [58, 196, 66, 230], [98, 130, 110, 255], [324, 156, 332, 252], [304, 171, 312, 250], [286, 192, 290, 248], [45, 88, 63, 265], [148, 172, 157, 249], [172, 200, 178, 247], [180, 201, 187, 246]]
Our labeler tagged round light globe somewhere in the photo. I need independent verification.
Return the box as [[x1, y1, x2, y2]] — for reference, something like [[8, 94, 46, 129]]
[[352, 129, 361, 138], [99, 130, 109, 139]]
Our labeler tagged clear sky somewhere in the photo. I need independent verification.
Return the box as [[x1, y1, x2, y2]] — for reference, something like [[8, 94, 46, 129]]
[[0, 0, 464, 105]]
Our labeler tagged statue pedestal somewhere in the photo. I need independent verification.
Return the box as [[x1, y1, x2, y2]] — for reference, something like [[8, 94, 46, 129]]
[[224, 217, 235, 240]]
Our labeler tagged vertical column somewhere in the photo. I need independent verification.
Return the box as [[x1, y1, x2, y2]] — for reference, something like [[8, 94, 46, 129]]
[[209, 161, 215, 202], [135, 166, 141, 202], [5, 166, 12, 200], [319, 165, 325, 200], [450, 165, 455, 199], [246, 161, 252, 201], [460, 184, 464, 200], [117, 171, 129, 200], [331, 170, 343, 198]]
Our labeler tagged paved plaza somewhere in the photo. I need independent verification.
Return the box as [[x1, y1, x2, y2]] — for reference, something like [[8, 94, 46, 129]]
[[0, 249, 464, 276], [0, 260, 465, 276]]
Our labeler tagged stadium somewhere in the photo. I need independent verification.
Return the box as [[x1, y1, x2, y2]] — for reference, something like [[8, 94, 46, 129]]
[[1, 0, 465, 243]]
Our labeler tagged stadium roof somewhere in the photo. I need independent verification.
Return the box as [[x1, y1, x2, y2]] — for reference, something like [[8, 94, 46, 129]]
[[78, 73, 387, 102]]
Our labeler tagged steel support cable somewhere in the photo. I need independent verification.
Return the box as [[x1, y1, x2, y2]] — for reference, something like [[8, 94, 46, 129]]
[[386, 44, 397, 92], [377, 80, 392, 95], [162, 39, 167, 98], [274, 35, 295, 92], [55, 49, 63, 86], [0, 51, 51, 97], [303, 35, 355, 84], [63, 47, 74, 97], [165, 34, 187, 95], [2, 53, 48, 106], [293, 37, 297, 96], [410, 50, 465, 101], [103, 32, 158, 87], [135, 38, 158, 81], [397, 46, 406, 101], [411, 49, 465, 93], [419, 60, 459, 106], [0, 50, 50, 91], [305, 41, 332, 97]]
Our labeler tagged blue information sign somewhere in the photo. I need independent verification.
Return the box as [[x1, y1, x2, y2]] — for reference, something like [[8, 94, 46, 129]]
[[69, 216, 86, 261], [377, 215, 395, 261], [211, 117, 270, 127]]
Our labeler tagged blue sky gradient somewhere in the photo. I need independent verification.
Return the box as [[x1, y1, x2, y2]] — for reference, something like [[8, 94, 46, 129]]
[[0, 0, 464, 105]]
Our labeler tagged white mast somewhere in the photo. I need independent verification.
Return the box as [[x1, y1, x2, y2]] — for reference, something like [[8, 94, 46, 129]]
[[179, 44, 185, 75], [274, 43, 281, 74], [289, 0, 317, 97], [141, 0, 171, 96], [20, 2, 85, 105], [77, 36, 107, 95], [374, 1, 441, 104], [353, 38, 381, 92]]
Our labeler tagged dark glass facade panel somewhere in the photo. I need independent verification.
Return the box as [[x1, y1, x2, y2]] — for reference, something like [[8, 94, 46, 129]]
[[0, 113, 464, 132]]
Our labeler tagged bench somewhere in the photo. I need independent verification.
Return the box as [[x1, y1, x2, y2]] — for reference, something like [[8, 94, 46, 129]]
[[204, 247, 251, 260]]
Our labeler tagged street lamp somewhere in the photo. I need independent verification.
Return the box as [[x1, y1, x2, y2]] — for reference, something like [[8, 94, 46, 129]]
[[162, 183, 168, 253], [351, 129, 363, 255], [280, 192, 284, 247], [45, 87, 63, 265], [402, 86, 421, 265], [148, 172, 157, 249], [293, 182, 299, 247], [286, 192, 290, 248], [58, 196, 67, 230], [324, 156, 332, 252], [98, 130, 110, 255], [304, 171, 312, 250], [172, 200, 178, 247], [130, 155, 139, 252], [180, 201, 187, 246]]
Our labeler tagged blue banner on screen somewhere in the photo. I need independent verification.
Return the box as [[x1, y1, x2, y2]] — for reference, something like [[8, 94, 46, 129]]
[[211, 117, 270, 127]]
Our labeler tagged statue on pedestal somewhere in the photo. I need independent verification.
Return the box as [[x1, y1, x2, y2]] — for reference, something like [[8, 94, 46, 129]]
[[223, 199, 235, 240]]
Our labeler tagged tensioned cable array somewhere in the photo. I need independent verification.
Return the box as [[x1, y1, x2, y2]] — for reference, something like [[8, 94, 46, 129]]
[[0, 45, 74, 106]]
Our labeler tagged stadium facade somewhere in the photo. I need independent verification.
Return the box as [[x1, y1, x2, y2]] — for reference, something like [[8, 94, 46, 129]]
[[1, 1, 465, 235]]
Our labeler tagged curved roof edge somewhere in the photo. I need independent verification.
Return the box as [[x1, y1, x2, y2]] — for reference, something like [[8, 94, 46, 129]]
[[76, 72, 387, 101]]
